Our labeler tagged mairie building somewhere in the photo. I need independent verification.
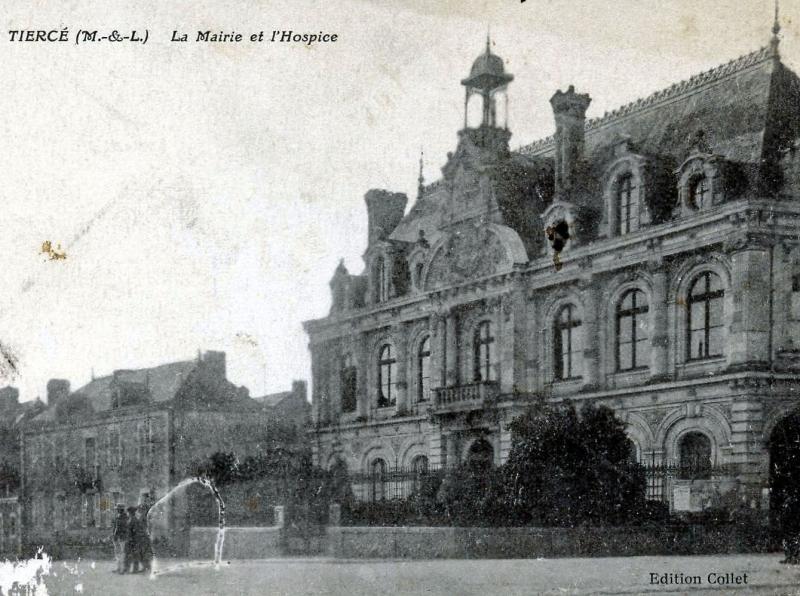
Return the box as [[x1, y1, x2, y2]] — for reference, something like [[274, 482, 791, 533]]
[[303, 29, 800, 514]]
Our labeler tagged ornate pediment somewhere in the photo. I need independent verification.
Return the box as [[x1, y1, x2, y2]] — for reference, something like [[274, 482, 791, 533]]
[[423, 223, 525, 290]]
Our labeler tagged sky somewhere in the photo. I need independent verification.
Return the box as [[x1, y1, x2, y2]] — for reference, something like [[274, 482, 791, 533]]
[[0, 0, 797, 402]]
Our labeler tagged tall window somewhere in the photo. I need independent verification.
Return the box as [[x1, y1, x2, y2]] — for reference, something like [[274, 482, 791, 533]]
[[417, 337, 431, 402], [678, 432, 712, 479], [687, 271, 724, 360], [375, 256, 390, 303], [616, 174, 638, 235], [370, 458, 387, 502], [377, 345, 397, 408], [137, 420, 152, 463], [84, 437, 96, 472], [616, 289, 650, 371], [554, 305, 583, 379], [689, 175, 709, 209], [340, 353, 357, 413], [473, 321, 496, 382], [107, 428, 121, 467]]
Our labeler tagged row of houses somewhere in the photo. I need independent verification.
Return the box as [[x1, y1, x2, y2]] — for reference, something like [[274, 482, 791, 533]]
[[0, 350, 309, 558]]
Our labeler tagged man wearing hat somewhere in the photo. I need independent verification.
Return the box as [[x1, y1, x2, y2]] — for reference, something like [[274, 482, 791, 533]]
[[111, 504, 129, 574]]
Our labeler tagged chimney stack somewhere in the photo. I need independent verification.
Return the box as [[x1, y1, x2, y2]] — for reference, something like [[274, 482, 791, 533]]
[[550, 86, 591, 198], [364, 189, 408, 245], [46, 379, 70, 407], [201, 350, 227, 380]]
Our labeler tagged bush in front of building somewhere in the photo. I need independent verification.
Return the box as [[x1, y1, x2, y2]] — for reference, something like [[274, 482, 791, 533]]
[[504, 400, 647, 527]]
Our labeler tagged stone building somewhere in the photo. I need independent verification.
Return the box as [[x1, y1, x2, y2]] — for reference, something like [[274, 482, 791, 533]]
[[20, 351, 308, 554], [0, 387, 44, 557], [304, 27, 800, 518]]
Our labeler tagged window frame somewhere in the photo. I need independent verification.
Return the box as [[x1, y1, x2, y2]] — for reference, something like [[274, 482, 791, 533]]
[[686, 271, 724, 361], [616, 289, 650, 371], [417, 336, 431, 402], [616, 174, 639, 235], [377, 344, 397, 408], [553, 304, 583, 380], [473, 321, 496, 383], [340, 353, 357, 413]]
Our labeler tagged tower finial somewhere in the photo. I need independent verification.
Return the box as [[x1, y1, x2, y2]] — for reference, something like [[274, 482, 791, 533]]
[[771, 0, 781, 52], [486, 25, 491, 54], [417, 147, 425, 199]]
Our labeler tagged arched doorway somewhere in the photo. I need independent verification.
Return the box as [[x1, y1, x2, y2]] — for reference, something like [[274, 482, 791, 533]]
[[466, 438, 494, 469], [769, 411, 800, 540]]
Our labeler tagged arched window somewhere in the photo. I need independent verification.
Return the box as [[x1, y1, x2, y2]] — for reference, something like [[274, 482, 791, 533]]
[[616, 289, 650, 371], [554, 305, 582, 379], [616, 174, 638, 235], [687, 272, 724, 360], [678, 432, 712, 479], [417, 336, 431, 402], [473, 321, 496, 382], [374, 256, 390, 302], [689, 175, 709, 210], [466, 438, 494, 469], [340, 353, 357, 413], [415, 263, 424, 288], [377, 345, 397, 408], [370, 458, 387, 502]]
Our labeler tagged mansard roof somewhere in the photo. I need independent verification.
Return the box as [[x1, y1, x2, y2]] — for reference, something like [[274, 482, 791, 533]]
[[519, 46, 800, 168]]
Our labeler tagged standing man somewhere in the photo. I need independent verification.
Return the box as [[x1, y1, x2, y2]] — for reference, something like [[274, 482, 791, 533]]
[[111, 505, 129, 574]]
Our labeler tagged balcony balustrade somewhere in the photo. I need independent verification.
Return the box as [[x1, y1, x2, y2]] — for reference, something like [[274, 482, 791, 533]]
[[432, 381, 499, 412]]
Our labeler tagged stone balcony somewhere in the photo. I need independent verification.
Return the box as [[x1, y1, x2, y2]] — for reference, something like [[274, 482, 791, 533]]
[[432, 381, 500, 413]]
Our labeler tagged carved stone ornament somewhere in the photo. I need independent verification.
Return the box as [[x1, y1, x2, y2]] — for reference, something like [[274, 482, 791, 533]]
[[425, 223, 510, 290]]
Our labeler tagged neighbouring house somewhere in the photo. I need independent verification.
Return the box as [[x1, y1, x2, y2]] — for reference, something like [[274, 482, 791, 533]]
[[20, 351, 308, 556]]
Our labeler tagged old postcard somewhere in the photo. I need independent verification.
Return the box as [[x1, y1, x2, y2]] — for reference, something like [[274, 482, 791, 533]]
[[1, 1, 800, 594]]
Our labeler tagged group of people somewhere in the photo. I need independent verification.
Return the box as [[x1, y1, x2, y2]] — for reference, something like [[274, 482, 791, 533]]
[[111, 504, 153, 574]]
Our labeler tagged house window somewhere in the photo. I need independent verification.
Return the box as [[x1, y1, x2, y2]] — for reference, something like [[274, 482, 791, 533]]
[[417, 336, 431, 402], [370, 458, 387, 502], [375, 256, 390, 302], [792, 274, 800, 321], [108, 428, 121, 467], [84, 437, 96, 472], [616, 289, 650, 371], [340, 353, 357, 413], [377, 345, 397, 408], [616, 174, 638, 235], [473, 321, 496, 382], [688, 175, 709, 209], [415, 263, 424, 288], [554, 305, 583, 379], [678, 432, 712, 479], [687, 271, 724, 360], [137, 420, 152, 464]]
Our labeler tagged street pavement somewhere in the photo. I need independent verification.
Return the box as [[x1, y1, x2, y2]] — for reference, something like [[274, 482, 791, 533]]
[[21, 553, 800, 595]]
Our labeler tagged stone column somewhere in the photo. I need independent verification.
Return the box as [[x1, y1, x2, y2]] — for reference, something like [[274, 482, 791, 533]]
[[726, 236, 772, 369], [394, 323, 409, 413], [355, 333, 369, 418], [445, 310, 459, 387], [310, 344, 322, 425], [443, 433, 461, 467], [649, 266, 669, 381], [580, 279, 600, 390], [728, 390, 767, 502], [509, 283, 528, 394]]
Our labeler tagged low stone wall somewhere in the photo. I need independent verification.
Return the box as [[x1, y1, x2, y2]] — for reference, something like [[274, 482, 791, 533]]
[[189, 506, 285, 559], [189, 526, 283, 559], [327, 525, 773, 559]]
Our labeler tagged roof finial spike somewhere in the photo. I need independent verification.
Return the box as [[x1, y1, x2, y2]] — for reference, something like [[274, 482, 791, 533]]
[[771, 0, 781, 52], [486, 25, 491, 54], [417, 147, 425, 199]]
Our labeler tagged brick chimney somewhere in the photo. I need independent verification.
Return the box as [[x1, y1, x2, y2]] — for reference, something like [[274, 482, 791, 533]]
[[46, 379, 70, 407], [365, 189, 408, 245], [0, 387, 19, 411], [550, 86, 591, 199], [201, 350, 226, 380]]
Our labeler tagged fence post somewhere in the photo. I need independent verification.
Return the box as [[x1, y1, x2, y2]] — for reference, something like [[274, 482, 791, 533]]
[[274, 505, 285, 528], [329, 503, 341, 527]]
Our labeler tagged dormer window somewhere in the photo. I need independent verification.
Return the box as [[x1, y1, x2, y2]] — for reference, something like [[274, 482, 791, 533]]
[[373, 256, 390, 303], [616, 174, 639, 235], [688, 175, 709, 210]]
